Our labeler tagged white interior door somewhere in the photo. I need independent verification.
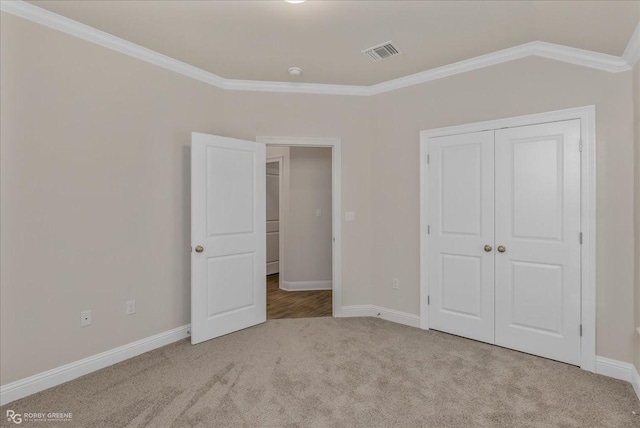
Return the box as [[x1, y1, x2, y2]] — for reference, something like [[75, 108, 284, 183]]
[[428, 131, 495, 344], [494, 120, 581, 365], [191, 132, 266, 345], [266, 161, 280, 275]]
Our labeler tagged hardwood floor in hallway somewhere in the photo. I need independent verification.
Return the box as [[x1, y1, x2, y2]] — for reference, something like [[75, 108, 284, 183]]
[[267, 274, 332, 319]]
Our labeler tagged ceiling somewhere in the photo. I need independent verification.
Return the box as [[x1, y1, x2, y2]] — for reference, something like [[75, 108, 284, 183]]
[[27, 1, 640, 86]]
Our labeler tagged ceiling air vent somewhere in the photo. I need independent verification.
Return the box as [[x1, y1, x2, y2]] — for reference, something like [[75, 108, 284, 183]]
[[362, 41, 401, 62]]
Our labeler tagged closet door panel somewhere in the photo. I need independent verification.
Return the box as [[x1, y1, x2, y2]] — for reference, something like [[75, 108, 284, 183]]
[[494, 120, 581, 365], [427, 131, 495, 344]]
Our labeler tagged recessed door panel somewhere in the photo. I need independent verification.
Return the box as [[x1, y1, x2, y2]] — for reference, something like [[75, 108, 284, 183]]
[[441, 254, 482, 318], [495, 120, 581, 365], [207, 147, 255, 237], [441, 144, 482, 236], [266, 234, 279, 263], [512, 138, 563, 241], [207, 253, 255, 317], [510, 261, 563, 335], [428, 130, 495, 344]]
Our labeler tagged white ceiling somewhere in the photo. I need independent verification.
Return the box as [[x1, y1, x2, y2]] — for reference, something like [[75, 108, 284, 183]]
[[27, 0, 640, 86]]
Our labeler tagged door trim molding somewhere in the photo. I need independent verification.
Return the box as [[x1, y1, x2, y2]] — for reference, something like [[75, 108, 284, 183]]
[[419, 105, 596, 372], [257, 137, 343, 316]]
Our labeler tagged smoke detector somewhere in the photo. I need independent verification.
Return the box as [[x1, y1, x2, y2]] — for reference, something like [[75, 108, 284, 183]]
[[362, 41, 401, 62]]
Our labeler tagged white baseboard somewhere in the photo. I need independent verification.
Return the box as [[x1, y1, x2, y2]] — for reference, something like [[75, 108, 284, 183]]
[[0, 324, 191, 406], [281, 280, 332, 291], [340, 305, 420, 328], [595, 356, 640, 401]]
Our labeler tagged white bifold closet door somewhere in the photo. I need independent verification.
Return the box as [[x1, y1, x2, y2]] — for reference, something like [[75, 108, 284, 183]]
[[494, 120, 581, 365], [428, 119, 582, 365], [427, 130, 496, 344]]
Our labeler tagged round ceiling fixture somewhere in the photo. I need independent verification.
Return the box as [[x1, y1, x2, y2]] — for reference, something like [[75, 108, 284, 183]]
[[285, 0, 306, 3], [288, 67, 302, 77]]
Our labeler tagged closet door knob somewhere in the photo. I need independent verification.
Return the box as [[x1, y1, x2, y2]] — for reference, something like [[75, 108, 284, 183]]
[[195, 245, 204, 253], [497, 245, 506, 253], [484, 245, 492, 252]]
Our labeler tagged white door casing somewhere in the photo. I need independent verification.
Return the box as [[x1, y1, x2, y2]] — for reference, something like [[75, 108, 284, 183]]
[[191, 132, 266, 345], [494, 120, 582, 365], [427, 131, 496, 344], [257, 136, 342, 315]]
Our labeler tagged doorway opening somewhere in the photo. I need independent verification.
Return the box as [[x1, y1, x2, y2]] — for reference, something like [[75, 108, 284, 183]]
[[259, 137, 342, 320], [266, 146, 332, 319]]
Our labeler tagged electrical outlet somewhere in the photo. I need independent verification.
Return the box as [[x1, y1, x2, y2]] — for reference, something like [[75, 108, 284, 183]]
[[80, 310, 91, 327], [316, 208, 321, 217], [345, 211, 356, 222], [392, 278, 400, 289], [126, 300, 136, 315]]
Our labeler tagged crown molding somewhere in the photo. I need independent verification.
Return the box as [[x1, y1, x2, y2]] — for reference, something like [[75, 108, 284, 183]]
[[369, 41, 631, 95], [1, 0, 637, 97], [622, 22, 640, 68], [0, 0, 230, 87], [223, 78, 369, 96]]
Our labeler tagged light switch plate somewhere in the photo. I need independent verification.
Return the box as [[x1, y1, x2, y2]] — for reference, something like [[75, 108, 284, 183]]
[[345, 211, 356, 222]]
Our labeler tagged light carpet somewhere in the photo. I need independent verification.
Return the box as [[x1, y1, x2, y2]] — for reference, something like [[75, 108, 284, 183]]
[[2, 317, 639, 427]]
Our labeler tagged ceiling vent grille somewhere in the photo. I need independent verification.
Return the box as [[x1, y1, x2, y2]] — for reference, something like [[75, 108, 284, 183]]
[[362, 41, 401, 62]]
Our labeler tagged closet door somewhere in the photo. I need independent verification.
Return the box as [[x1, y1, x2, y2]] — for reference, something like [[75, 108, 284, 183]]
[[428, 131, 495, 344], [494, 120, 581, 365]]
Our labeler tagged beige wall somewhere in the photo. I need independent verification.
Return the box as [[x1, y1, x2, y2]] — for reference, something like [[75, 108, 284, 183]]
[[1, 11, 637, 385], [287, 147, 332, 283], [0, 13, 225, 384]]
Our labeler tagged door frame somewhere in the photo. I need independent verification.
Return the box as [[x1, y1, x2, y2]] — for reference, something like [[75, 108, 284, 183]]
[[419, 105, 596, 372], [265, 154, 286, 288], [257, 136, 343, 316]]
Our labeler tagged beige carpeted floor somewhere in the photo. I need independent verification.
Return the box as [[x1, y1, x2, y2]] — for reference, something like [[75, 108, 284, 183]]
[[2, 317, 639, 427]]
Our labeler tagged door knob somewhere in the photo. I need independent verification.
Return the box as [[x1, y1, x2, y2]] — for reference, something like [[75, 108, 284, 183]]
[[497, 245, 506, 253], [484, 245, 492, 252], [195, 245, 204, 253]]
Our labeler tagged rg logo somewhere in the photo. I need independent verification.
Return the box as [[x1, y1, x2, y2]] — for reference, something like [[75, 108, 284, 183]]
[[6, 410, 22, 424]]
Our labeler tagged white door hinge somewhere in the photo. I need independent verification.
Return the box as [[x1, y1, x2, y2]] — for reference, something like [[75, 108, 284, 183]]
[[427, 295, 430, 305], [427, 225, 430, 235], [579, 324, 582, 337], [579, 232, 583, 245], [427, 154, 430, 164], [578, 139, 583, 152]]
